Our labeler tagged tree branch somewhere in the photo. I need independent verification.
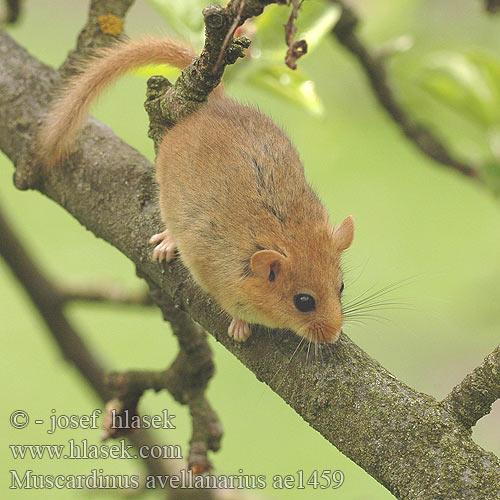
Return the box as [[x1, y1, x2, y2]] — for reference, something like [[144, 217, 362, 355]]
[[442, 345, 500, 429], [58, 281, 153, 306], [147, 0, 283, 138], [0, 0, 21, 24], [0, 202, 173, 487], [105, 294, 222, 473], [1, 27, 500, 500], [284, 0, 308, 70], [331, 0, 480, 179]]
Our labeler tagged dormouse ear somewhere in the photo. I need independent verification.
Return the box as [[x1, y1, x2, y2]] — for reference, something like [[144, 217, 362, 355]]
[[334, 215, 355, 251], [250, 250, 284, 282]]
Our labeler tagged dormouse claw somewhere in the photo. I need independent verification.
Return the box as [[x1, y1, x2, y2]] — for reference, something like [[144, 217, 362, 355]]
[[228, 318, 251, 342], [150, 229, 177, 262]]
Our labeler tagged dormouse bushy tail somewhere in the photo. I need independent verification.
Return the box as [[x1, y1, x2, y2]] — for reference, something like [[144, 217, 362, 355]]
[[38, 37, 198, 167]]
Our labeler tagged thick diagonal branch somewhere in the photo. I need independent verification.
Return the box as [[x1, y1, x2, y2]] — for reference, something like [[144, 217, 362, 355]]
[[331, 0, 479, 179], [442, 345, 500, 429], [1, 29, 500, 500]]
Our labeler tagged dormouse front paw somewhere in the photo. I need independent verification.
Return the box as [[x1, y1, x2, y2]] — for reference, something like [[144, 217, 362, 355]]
[[228, 318, 251, 342], [150, 229, 177, 262]]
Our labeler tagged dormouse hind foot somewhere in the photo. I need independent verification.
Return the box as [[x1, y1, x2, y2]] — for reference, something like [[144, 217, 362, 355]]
[[150, 229, 177, 262], [228, 318, 251, 342]]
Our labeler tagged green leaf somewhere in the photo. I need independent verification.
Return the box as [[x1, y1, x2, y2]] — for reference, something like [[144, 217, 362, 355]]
[[418, 51, 500, 130], [236, 1, 337, 113], [133, 64, 181, 80], [467, 51, 500, 111], [247, 65, 323, 115]]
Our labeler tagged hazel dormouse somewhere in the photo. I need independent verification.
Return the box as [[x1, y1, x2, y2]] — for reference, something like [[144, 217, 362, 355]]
[[38, 37, 354, 343]]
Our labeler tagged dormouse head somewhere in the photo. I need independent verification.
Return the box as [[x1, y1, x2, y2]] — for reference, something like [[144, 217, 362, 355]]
[[246, 216, 355, 343]]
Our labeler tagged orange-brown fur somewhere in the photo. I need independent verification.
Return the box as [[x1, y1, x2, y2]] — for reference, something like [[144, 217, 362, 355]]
[[38, 38, 354, 343]]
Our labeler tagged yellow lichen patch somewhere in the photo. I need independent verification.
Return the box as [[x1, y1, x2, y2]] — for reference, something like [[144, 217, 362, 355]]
[[97, 14, 123, 36]]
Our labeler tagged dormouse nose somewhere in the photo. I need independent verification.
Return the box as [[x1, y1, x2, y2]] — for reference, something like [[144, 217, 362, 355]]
[[320, 324, 342, 343], [303, 321, 342, 343]]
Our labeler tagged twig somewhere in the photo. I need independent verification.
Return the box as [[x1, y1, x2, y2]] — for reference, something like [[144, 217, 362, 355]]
[[0, 204, 169, 481], [284, 0, 308, 70], [330, 0, 479, 179], [213, 0, 247, 73], [0, 203, 221, 500], [105, 294, 222, 473], [156, 295, 222, 473], [442, 345, 500, 429], [58, 281, 153, 306], [0, 205, 106, 392]]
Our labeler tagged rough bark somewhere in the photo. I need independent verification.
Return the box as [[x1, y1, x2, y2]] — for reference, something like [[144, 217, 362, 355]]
[[443, 346, 500, 429], [1, 29, 499, 500]]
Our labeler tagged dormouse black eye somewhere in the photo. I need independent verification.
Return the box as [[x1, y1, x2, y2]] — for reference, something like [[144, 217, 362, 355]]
[[340, 281, 345, 295], [294, 294, 316, 313]]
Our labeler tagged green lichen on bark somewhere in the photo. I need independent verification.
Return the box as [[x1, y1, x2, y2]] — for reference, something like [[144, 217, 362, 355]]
[[144, 1, 273, 138], [144, 75, 173, 151], [443, 345, 500, 429]]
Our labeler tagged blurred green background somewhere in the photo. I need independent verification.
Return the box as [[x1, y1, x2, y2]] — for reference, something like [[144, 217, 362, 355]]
[[1, 0, 499, 499]]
